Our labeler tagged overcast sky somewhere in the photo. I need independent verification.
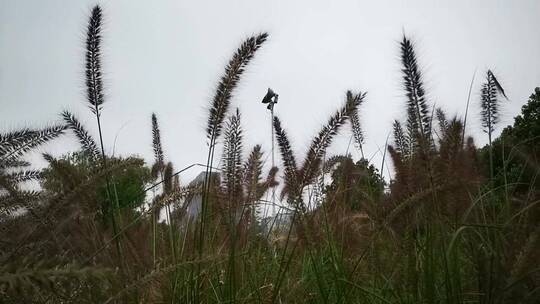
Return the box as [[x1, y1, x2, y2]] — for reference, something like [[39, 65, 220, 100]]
[[2, 0, 540, 183]]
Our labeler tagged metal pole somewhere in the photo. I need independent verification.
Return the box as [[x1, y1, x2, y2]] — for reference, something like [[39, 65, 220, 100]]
[[271, 106, 276, 216]]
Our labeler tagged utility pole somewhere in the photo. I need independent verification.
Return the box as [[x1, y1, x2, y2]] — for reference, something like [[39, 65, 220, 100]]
[[261, 88, 278, 215]]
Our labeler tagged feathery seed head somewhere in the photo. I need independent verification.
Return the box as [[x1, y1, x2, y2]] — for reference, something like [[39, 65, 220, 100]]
[[85, 5, 104, 115], [206, 33, 268, 144]]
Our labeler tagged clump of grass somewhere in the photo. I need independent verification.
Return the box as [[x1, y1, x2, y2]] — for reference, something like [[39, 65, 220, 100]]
[[200, 33, 269, 257], [274, 90, 365, 209], [0, 6, 539, 304]]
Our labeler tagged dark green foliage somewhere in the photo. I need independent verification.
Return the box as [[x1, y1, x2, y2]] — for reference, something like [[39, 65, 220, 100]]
[[481, 87, 540, 191], [324, 156, 385, 214], [503, 87, 540, 148], [41, 152, 151, 212]]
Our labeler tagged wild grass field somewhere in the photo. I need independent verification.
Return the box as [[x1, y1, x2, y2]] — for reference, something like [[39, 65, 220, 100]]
[[1, 5, 539, 303]]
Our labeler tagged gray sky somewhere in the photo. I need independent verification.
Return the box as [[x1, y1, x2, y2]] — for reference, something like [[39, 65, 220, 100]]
[[2, 0, 540, 182]]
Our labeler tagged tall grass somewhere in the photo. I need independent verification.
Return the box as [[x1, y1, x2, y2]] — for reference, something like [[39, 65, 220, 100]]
[[480, 70, 507, 180], [0, 5, 539, 304]]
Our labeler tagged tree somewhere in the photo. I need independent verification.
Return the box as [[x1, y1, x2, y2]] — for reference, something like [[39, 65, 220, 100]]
[[482, 87, 540, 191], [502, 87, 540, 149], [41, 152, 151, 219], [324, 156, 385, 217]]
